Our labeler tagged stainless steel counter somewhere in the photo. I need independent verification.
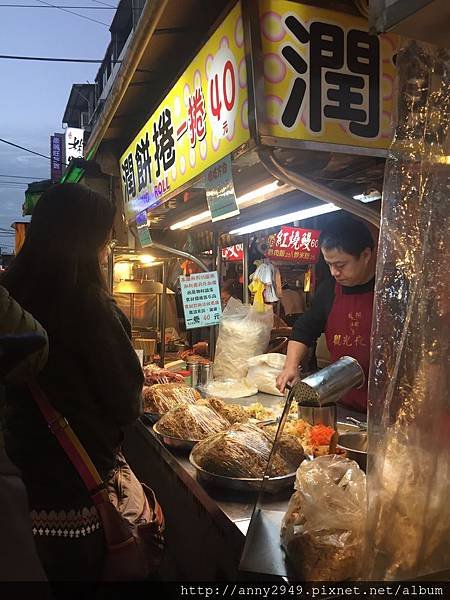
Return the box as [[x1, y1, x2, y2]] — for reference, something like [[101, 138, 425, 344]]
[[124, 392, 365, 580], [145, 392, 290, 535]]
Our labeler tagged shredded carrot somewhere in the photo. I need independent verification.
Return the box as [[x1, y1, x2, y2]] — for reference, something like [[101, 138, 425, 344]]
[[309, 424, 335, 447]]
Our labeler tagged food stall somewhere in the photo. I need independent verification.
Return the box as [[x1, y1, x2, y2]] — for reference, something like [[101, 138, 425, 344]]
[[116, 0, 388, 581], [116, 0, 448, 583]]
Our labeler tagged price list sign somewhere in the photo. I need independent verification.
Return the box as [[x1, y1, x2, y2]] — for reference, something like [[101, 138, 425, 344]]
[[180, 271, 222, 330]]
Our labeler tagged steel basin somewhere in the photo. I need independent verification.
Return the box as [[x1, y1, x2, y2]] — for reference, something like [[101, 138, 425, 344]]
[[337, 431, 367, 471]]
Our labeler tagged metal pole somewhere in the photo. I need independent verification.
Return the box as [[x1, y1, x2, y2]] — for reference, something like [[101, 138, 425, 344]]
[[209, 232, 222, 361], [243, 234, 250, 304], [149, 240, 209, 272], [159, 260, 168, 367], [130, 293, 135, 331], [258, 148, 380, 228], [215, 233, 223, 279], [107, 248, 114, 294]]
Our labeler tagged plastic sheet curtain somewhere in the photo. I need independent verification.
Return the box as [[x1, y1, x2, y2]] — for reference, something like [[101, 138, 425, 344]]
[[366, 40, 450, 580]]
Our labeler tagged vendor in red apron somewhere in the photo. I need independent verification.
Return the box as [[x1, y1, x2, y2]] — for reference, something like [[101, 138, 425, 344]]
[[276, 217, 376, 414]]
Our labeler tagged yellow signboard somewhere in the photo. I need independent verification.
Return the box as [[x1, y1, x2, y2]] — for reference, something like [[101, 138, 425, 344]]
[[259, 0, 398, 150], [120, 1, 249, 221]]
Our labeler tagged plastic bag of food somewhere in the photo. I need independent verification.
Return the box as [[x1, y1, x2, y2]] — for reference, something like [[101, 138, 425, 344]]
[[281, 455, 366, 581], [192, 422, 304, 479], [156, 404, 229, 441], [142, 383, 200, 415], [246, 353, 286, 396], [213, 298, 273, 380]]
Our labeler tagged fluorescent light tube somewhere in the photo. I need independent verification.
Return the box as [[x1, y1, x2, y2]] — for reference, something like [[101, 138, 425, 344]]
[[229, 204, 340, 236], [170, 210, 211, 230], [169, 181, 288, 231], [237, 180, 282, 206]]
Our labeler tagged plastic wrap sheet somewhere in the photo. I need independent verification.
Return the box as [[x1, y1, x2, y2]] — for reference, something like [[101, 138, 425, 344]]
[[366, 40, 450, 580], [246, 353, 286, 396], [142, 383, 200, 415], [281, 456, 366, 581], [198, 397, 249, 424], [213, 298, 273, 380], [192, 422, 304, 479], [156, 404, 229, 441]]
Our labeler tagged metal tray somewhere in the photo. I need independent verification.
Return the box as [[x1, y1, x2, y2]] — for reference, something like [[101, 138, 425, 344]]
[[189, 450, 296, 494], [152, 422, 199, 450]]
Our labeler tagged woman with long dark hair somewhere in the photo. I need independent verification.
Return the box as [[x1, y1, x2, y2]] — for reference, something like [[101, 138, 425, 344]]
[[1, 183, 143, 580]]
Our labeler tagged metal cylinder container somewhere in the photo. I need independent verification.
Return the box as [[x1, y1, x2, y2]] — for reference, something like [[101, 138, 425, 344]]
[[200, 363, 213, 388], [298, 356, 365, 407], [189, 362, 200, 388], [298, 404, 337, 429]]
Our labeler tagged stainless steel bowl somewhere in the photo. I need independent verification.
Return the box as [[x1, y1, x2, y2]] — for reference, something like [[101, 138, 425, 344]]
[[337, 432, 367, 471], [142, 411, 161, 424], [152, 422, 199, 450], [189, 450, 296, 494]]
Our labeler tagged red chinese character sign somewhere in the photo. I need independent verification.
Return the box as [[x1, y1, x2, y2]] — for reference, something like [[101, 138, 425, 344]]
[[222, 244, 244, 262], [266, 227, 321, 263]]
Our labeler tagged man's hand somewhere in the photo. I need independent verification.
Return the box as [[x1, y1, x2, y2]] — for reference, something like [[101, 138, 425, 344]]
[[276, 365, 299, 394], [276, 340, 309, 393]]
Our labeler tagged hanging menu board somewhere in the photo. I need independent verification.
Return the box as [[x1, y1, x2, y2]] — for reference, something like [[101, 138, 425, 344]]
[[180, 271, 222, 329]]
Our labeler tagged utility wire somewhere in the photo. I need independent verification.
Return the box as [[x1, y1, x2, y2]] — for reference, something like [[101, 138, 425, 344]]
[[34, 0, 109, 26], [0, 137, 55, 163], [0, 4, 115, 8], [91, 0, 116, 7], [0, 174, 48, 179], [0, 54, 105, 62]]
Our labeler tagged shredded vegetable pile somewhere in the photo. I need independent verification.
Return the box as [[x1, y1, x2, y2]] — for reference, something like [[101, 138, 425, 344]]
[[309, 424, 335, 447]]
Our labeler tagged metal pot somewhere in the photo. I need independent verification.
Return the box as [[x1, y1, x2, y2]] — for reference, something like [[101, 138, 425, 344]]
[[337, 431, 367, 471]]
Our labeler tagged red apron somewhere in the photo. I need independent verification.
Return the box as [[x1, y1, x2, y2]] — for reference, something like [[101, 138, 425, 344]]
[[325, 282, 374, 412]]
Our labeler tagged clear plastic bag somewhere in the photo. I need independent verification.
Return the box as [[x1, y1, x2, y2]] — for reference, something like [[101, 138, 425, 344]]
[[142, 383, 200, 415], [281, 455, 366, 581], [365, 41, 450, 580], [246, 353, 286, 396], [156, 404, 229, 441], [213, 298, 273, 380], [193, 422, 304, 479]]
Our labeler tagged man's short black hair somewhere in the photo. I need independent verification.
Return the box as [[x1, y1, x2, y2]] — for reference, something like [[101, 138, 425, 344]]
[[319, 217, 374, 257]]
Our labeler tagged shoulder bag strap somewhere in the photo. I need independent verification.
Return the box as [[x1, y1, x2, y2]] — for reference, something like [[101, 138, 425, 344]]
[[28, 381, 110, 506]]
